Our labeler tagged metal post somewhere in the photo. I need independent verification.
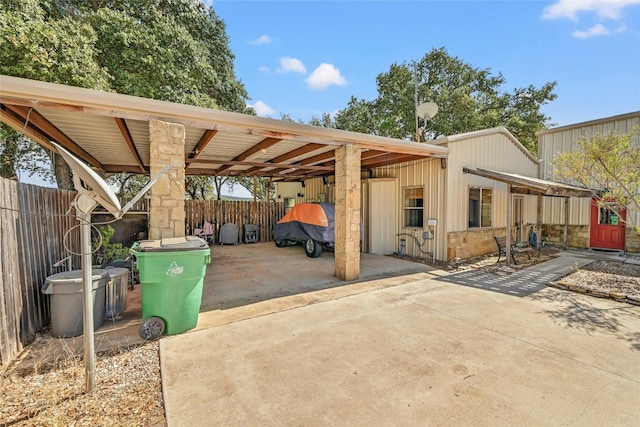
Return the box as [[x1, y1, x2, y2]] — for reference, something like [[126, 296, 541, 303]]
[[563, 197, 570, 249], [506, 184, 512, 267], [79, 212, 96, 392], [537, 195, 543, 255]]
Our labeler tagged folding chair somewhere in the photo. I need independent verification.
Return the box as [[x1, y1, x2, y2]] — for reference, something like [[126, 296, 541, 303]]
[[193, 220, 216, 244]]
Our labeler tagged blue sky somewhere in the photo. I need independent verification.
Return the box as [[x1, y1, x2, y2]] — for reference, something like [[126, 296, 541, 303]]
[[17, 0, 640, 189], [214, 0, 640, 127]]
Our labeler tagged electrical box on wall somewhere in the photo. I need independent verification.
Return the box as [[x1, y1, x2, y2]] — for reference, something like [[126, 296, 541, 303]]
[[427, 218, 437, 226], [275, 182, 300, 199]]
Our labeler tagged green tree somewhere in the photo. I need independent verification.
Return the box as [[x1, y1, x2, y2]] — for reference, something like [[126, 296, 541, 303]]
[[0, 127, 53, 182], [0, 0, 112, 184], [1, 0, 250, 192], [553, 126, 640, 231], [333, 48, 557, 153]]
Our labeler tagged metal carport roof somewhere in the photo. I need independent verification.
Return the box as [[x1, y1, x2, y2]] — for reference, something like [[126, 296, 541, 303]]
[[0, 75, 449, 181], [462, 167, 597, 198]]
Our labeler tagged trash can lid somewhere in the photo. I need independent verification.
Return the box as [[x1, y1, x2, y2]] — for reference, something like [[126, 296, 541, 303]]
[[133, 236, 208, 252], [104, 267, 130, 277], [45, 269, 108, 284]]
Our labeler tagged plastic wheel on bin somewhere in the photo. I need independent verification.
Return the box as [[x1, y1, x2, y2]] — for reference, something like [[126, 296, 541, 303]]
[[139, 316, 165, 340]]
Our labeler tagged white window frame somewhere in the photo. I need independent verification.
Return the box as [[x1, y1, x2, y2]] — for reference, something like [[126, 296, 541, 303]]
[[403, 186, 424, 229], [468, 187, 492, 229]]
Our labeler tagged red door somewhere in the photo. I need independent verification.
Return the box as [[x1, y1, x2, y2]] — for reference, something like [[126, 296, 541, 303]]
[[590, 199, 626, 250]]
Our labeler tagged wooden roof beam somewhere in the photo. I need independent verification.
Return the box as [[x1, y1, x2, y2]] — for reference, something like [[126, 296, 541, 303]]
[[213, 136, 281, 174], [188, 129, 218, 161], [114, 118, 145, 173], [242, 143, 325, 175], [3, 103, 103, 169], [361, 153, 425, 168], [1, 105, 57, 152]]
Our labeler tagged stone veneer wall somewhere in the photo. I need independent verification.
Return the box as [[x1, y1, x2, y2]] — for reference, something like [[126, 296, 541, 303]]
[[148, 119, 186, 240], [625, 227, 640, 253], [447, 225, 640, 260], [542, 225, 589, 248], [447, 228, 507, 261], [334, 144, 361, 281]]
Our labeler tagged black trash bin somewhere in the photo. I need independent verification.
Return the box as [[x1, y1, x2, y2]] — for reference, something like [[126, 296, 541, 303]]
[[244, 224, 258, 243]]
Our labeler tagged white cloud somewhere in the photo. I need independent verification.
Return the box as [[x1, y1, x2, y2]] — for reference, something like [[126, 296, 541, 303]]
[[248, 101, 275, 117], [572, 23, 610, 38], [542, 0, 640, 21], [258, 66, 270, 73], [249, 35, 272, 45], [306, 63, 347, 90], [276, 57, 307, 74]]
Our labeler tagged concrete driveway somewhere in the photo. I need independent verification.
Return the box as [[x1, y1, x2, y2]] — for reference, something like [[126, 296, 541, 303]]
[[194, 242, 436, 330], [161, 247, 640, 426]]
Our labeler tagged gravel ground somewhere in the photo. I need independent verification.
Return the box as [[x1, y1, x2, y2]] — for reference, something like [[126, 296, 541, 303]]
[[2, 254, 638, 426], [555, 259, 640, 299], [0, 342, 165, 426]]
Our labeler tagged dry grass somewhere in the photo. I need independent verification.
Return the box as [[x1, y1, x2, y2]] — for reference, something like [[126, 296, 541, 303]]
[[0, 340, 164, 426]]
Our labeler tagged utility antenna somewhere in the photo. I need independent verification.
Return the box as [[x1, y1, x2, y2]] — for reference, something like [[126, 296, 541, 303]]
[[416, 102, 439, 142], [414, 62, 419, 142], [52, 142, 172, 392]]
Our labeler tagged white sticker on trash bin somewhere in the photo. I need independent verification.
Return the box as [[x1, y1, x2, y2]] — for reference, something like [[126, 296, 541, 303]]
[[166, 261, 184, 276]]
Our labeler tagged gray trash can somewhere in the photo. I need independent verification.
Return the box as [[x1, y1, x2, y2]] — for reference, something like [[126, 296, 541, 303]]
[[42, 269, 108, 338], [105, 267, 129, 319]]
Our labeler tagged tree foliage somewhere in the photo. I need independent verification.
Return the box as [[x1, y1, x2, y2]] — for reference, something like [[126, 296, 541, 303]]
[[552, 126, 640, 231], [332, 48, 557, 153], [0, 126, 53, 182], [0, 0, 249, 192]]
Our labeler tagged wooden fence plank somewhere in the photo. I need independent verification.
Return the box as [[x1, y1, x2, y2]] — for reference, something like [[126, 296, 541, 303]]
[[1, 185, 290, 366], [0, 179, 79, 366], [0, 179, 15, 364]]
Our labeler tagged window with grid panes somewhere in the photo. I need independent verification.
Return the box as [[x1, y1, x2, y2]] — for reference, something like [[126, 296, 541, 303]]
[[403, 187, 424, 228]]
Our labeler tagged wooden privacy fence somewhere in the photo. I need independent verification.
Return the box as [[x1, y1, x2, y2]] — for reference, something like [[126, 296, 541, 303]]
[[185, 199, 286, 243], [0, 179, 77, 366], [0, 185, 285, 367]]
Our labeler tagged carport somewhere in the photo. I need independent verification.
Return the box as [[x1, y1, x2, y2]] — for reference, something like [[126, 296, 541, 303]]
[[0, 75, 449, 280]]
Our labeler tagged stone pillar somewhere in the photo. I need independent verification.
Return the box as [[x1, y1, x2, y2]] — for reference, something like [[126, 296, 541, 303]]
[[334, 144, 361, 281], [149, 119, 186, 240]]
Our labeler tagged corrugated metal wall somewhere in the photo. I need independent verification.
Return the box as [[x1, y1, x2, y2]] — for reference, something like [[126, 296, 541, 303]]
[[371, 158, 446, 260], [295, 131, 542, 260], [446, 134, 539, 232], [538, 112, 640, 225]]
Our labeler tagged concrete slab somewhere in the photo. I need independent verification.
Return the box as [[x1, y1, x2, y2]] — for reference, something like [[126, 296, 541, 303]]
[[11, 243, 432, 371], [161, 274, 640, 426], [195, 242, 435, 329]]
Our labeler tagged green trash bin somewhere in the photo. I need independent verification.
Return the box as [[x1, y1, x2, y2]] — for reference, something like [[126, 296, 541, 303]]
[[130, 236, 211, 339]]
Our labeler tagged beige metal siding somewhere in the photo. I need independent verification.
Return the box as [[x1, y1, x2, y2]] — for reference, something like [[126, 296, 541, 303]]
[[367, 178, 397, 254], [371, 158, 446, 260], [539, 114, 640, 181], [446, 133, 538, 232], [538, 113, 640, 225], [299, 177, 330, 203]]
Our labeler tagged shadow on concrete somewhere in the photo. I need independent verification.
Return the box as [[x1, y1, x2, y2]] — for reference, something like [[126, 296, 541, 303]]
[[433, 251, 597, 298], [528, 288, 640, 352]]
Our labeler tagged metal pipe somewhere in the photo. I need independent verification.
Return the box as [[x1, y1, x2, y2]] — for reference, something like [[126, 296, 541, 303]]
[[80, 213, 96, 392]]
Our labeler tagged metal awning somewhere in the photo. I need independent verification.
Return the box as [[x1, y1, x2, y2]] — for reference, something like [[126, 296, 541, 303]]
[[463, 167, 598, 198], [0, 75, 449, 181], [463, 166, 599, 266]]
